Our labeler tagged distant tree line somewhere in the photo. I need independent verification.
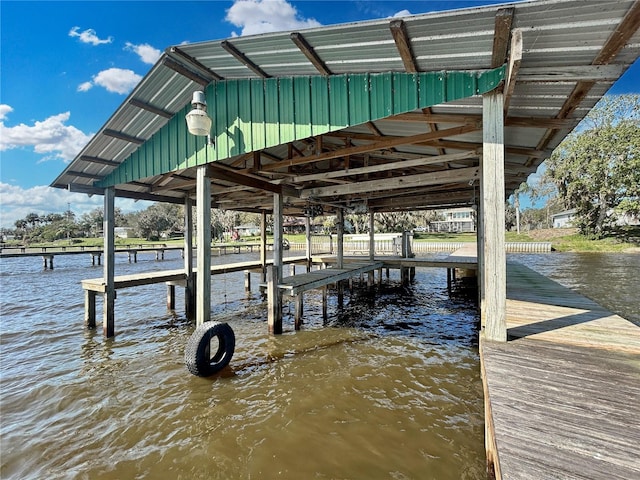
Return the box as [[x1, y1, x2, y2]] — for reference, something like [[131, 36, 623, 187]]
[[8, 96, 635, 244]]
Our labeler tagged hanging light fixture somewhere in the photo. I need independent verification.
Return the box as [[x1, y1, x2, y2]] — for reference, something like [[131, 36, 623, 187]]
[[185, 91, 213, 143]]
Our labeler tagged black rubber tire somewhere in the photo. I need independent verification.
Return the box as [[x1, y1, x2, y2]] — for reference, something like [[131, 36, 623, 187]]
[[283, 238, 290, 250], [185, 321, 235, 377]]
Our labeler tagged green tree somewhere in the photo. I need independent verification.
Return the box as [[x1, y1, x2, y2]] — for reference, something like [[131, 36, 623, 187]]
[[545, 94, 640, 237], [135, 203, 183, 240]]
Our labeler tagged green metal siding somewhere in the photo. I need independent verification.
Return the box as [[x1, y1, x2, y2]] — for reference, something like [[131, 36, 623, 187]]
[[97, 66, 505, 188]]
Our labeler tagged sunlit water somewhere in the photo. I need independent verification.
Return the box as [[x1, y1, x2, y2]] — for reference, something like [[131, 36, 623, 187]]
[[2, 250, 637, 479], [1, 250, 484, 480]]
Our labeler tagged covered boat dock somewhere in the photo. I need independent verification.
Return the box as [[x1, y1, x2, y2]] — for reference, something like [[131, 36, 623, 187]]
[[51, 0, 640, 477]]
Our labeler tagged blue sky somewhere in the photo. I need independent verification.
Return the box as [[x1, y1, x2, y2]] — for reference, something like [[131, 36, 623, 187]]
[[1, 0, 638, 228]]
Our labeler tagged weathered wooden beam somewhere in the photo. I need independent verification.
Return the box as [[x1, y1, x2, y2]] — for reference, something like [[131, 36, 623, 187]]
[[389, 19, 417, 73], [301, 166, 479, 198], [593, 0, 640, 65], [103, 129, 145, 145], [103, 186, 115, 337], [526, 0, 640, 167], [221, 40, 270, 78], [66, 170, 102, 179], [290, 32, 332, 76], [161, 56, 211, 86], [427, 140, 550, 158], [268, 193, 284, 334], [387, 112, 572, 129], [196, 166, 211, 326], [168, 46, 223, 81], [79, 155, 119, 167], [481, 92, 506, 342], [491, 7, 515, 68], [258, 124, 479, 173], [67, 183, 188, 203], [517, 64, 626, 82], [128, 98, 173, 119], [277, 150, 478, 184], [504, 28, 523, 115], [206, 162, 286, 195], [184, 196, 195, 320]]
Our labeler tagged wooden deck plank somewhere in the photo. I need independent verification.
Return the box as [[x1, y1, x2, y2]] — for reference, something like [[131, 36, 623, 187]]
[[82, 256, 309, 292], [313, 254, 478, 270], [278, 261, 384, 295], [482, 262, 640, 480]]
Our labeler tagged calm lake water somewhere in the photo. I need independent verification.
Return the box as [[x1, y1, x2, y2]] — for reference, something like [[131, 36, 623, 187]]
[[1, 250, 638, 479]]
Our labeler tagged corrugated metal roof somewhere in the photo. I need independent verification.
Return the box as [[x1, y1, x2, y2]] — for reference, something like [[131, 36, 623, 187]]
[[52, 0, 640, 214]]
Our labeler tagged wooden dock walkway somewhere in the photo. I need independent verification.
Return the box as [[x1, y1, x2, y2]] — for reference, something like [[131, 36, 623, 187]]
[[274, 260, 384, 329], [482, 262, 640, 479], [81, 256, 309, 327]]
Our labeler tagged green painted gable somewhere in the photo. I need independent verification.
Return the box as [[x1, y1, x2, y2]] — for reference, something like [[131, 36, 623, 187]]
[[97, 67, 505, 188]]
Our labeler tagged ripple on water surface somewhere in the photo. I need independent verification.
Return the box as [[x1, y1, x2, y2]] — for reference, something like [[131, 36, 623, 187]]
[[1, 254, 484, 479]]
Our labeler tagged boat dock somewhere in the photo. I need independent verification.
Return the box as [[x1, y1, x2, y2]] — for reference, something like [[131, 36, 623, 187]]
[[81, 255, 310, 328], [0, 244, 184, 268], [483, 262, 640, 479]]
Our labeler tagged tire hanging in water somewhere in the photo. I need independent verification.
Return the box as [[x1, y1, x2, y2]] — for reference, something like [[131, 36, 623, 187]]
[[185, 321, 235, 376]]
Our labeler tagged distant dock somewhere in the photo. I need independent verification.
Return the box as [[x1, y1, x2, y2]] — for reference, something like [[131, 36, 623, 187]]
[[0, 242, 276, 269], [482, 262, 640, 479]]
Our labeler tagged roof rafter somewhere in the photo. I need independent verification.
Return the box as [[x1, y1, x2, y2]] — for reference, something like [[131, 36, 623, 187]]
[[301, 166, 480, 199], [389, 19, 417, 73], [161, 57, 210, 86], [79, 156, 119, 167], [256, 124, 479, 173], [527, 0, 640, 166], [290, 32, 332, 75], [103, 129, 145, 145], [221, 40, 270, 78], [491, 7, 515, 68], [168, 46, 223, 81], [129, 98, 173, 119], [275, 151, 478, 185]]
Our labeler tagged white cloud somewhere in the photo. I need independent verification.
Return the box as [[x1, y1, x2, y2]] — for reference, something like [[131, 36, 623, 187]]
[[79, 68, 142, 95], [125, 42, 162, 65], [225, 0, 321, 36], [0, 104, 13, 121], [77, 81, 93, 92], [392, 10, 412, 18], [0, 109, 92, 163], [69, 26, 113, 46], [0, 183, 152, 229]]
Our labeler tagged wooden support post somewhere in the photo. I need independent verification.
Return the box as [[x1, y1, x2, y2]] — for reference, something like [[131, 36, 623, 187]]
[[184, 196, 195, 320], [481, 91, 507, 342], [368, 212, 375, 286], [196, 166, 211, 326], [103, 186, 116, 338], [337, 208, 344, 269], [260, 211, 267, 294], [91, 254, 96, 266], [42, 255, 54, 270], [268, 193, 283, 334], [322, 286, 328, 322], [305, 216, 312, 272], [336, 208, 344, 308], [85, 290, 96, 329], [294, 294, 303, 330], [244, 271, 251, 293], [167, 284, 176, 310]]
